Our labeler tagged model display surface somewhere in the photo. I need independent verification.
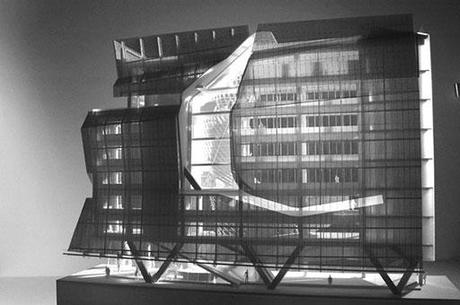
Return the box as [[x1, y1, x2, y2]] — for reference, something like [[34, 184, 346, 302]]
[[67, 14, 434, 294]]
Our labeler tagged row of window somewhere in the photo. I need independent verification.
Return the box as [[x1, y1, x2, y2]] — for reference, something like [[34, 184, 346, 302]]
[[304, 141, 359, 155], [306, 114, 358, 127], [252, 167, 359, 184], [100, 195, 142, 210], [248, 114, 358, 129], [100, 124, 122, 135], [247, 142, 297, 156], [249, 116, 297, 129], [243, 140, 358, 157], [256, 89, 358, 103], [259, 92, 298, 102], [104, 221, 142, 235], [101, 172, 142, 185], [305, 89, 358, 100], [302, 168, 359, 183], [100, 147, 123, 160], [248, 52, 360, 79], [97, 147, 141, 161], [96, 123, 141, 139]]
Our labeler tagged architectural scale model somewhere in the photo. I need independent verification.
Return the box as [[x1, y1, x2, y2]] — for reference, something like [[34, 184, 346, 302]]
[[67, 14, 434, 295]]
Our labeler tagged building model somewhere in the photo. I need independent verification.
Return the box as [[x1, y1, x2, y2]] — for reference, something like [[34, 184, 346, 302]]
[[67, 14, 434, 295]]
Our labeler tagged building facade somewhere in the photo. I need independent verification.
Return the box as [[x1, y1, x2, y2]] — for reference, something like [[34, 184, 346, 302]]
[[68, 15, 434, 294]]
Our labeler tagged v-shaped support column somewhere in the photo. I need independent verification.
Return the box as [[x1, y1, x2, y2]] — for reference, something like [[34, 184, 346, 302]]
[[125, 240, 153, 283], [365, 247, 417, 295], [240, 242, 304, 289], [151, 243, 183, 282], [156, 243, 241, 286], [241, 242, 274, 286], [268, 245, 305, 289]]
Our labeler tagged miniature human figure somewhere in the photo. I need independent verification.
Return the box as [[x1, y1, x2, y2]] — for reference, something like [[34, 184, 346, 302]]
[[334, 174, 340, 183], [105, 266, 111, 277], [328, 274, 333, 285], [244, 269, 249, 284], [418, 272, 427, 286]]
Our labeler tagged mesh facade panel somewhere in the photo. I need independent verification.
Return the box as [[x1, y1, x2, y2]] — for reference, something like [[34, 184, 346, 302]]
[[69, 107, 181, 255], [230, 15, 421, 271]]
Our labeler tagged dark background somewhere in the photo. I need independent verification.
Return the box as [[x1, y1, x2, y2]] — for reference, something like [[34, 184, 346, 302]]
[[0, 0, 458, 277]]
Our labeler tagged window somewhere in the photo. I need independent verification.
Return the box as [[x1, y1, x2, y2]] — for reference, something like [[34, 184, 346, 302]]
[[111, 172, 123, 184], [260, 144, 268, 156], [250, 144, 259, 156], [329, 115, 336, 126], [351, 142, 358, 154], [103, 195, 123, 209], [322, 142, 330, 154], [335, 115, 342, 126], [312, 61, 322, 76], [102, 172, 123, 184], [97, 150, 108, 163], [107, 147, 122, 159], [131, 95, 145, 108], [267, 143, 275, 156], [105, 221, 123, 234], [130, 172, 142, 184], [352, 168, 358, 182], [280, 142, 296, 155], [336, 141, 343, 154], [351, 115, 358, 126], [103, 124, 122, 135], [344, 142, 351, 154], [281, 63, 290, 78], [129, 122, 140, 134], [261, 170, 275, 183], [330, 141, 338, 154], [267, 117, 275, 128], [132, 225, 142, 235], [281, 169, 296, 183], [307, 116, 317, 127], [130, 147, 141, 159], [131, 195, 142, 210], [308, 142, 317, 155]]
